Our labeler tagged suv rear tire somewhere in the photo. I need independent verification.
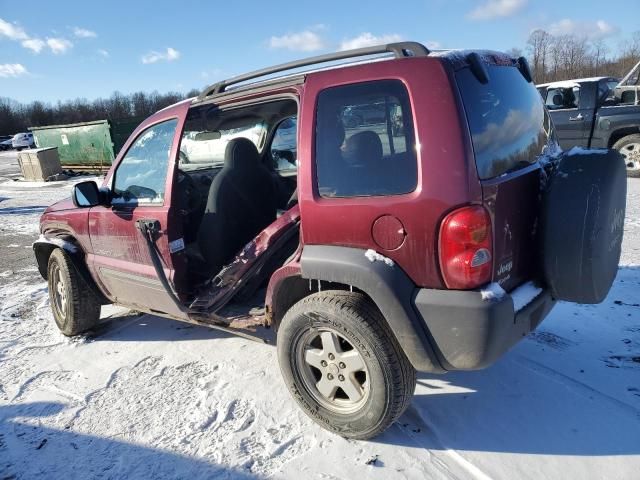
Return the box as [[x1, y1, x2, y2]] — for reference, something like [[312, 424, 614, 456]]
[[613, 134, 640, 177], [277, 290, 416, 439], [47, 248, 101, 336]]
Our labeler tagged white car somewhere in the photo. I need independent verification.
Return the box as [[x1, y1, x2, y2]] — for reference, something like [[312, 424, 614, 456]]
[[12, 132, 35, 150], [179, 123, 264, 166]]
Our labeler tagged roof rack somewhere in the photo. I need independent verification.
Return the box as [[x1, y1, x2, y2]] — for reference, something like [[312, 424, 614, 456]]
[[197, 41, 429, 100]]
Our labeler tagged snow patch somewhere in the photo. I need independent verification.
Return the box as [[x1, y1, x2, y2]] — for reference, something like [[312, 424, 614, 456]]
[[364, 249, 394, 266], [480, 282, 506, 301], [543, 80, 580, 89], [566, 146, 609, 156], [511, 281, 543, 312]]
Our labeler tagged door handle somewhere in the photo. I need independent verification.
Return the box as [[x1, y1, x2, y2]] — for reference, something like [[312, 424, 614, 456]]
[[569, 113, 584, 121]]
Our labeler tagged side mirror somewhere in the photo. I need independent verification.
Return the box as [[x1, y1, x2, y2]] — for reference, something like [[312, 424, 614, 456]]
[[72, 181, 101, 208]]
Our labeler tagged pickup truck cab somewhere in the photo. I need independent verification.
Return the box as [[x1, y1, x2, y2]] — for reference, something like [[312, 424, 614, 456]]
[[35, 43, 626, 439], [538, 64, 640, 177]]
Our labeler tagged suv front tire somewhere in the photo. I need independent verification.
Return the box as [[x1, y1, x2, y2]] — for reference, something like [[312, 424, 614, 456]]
[[47, 248, 101, 336], [277, 290, 416, 439]]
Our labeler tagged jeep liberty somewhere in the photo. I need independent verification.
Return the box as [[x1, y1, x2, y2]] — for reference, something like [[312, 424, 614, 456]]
[[35, 42, 627, 439]]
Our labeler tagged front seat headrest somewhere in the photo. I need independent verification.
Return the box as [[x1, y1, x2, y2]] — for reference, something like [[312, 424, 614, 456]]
[[552, 93, 563, 106], [224, 137, 260, 169], [343, 131, 383, 165]]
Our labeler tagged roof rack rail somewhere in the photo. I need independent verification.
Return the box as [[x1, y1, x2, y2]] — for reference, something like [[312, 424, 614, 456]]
[[197, 41, 429, 100]]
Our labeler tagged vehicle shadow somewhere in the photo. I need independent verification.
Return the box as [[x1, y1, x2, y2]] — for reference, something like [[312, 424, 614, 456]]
[[0, 401, 259, 479], [0, 205, 48, 215], [87, 267, 639, 459], [373, 266, 640, 457], [90, 309, 276, 344], [376, 362, 640, 457]]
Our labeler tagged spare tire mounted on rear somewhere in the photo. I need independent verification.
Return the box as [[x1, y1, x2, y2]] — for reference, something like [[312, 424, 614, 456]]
[[540, 148, 626, 304]]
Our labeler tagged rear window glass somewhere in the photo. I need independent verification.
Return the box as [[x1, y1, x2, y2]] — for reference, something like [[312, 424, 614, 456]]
[[315, 80, 417, 197], [457, 65, 551, 179]]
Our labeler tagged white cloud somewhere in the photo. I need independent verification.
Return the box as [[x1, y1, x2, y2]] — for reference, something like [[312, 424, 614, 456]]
[[468, 0, 526, 21], [0, 63, 28, 78], [548, 19, 618, 40], [73, 27, 97, 38], [97, 49, 109, 58], [339, 33, 403, 51], [21, 38, 46, 53], [0, 17, 75, 55], [0, 17, 28, 40], [47, 37, 73, 54], [269, 30, 326, 52], [141, 47, 181, 64], [473, 106, 543, 154]]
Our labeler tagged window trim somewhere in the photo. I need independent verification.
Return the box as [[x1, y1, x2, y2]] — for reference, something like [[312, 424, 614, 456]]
[[544, 86, 581, 111], [313, 78, 418, 199], [111, 117, 179, 208]]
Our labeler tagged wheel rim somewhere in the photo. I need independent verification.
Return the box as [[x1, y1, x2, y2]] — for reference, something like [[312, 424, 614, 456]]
[[295, 327, 370, 414], [620, 142, 640, 172], [51, 264, 67, 316]]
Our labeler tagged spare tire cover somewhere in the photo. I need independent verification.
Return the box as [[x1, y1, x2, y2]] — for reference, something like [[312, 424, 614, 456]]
[[540, 148, 626, 304]]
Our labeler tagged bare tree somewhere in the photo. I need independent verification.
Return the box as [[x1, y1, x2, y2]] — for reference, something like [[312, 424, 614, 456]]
[[591, 39, 609, 76], [0, 90, 197, 135], [527, 29, 551, 83]]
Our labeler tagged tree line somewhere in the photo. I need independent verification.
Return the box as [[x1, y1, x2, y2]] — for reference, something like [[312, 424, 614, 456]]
[[0, 89, 200, 136], [2, 30, 640, 136], [524, 29, 640, 85]]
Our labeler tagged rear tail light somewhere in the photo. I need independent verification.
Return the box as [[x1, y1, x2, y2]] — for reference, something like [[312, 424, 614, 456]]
[[438, 205, 493, 289]]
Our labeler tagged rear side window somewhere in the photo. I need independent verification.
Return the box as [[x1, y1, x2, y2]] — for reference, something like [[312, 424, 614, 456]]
[[315, 80, 417, 197], [457, 65, 551, 179]]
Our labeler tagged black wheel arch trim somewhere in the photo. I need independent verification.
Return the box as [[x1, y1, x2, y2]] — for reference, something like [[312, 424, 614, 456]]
[[300, 245, 445, 373], [33, 236, 109, 304]]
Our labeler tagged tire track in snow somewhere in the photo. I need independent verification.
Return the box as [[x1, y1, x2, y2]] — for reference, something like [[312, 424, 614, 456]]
[[395, 408, 495, 480], [513, 353, 640, 415], [12, 370, 84, 404]]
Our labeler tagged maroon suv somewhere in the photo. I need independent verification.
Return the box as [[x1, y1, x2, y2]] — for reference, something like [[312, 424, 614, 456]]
[[34, 42, 626, 439]]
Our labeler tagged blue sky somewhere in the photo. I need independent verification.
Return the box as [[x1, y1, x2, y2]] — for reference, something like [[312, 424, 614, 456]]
[[1, 0, 638, 103]]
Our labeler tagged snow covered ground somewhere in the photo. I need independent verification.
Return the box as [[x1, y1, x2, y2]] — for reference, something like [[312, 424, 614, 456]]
[[1, 166, 639, 479]]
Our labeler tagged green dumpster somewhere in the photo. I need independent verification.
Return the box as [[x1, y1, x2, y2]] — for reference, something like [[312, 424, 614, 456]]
[[30, 117, 143, 169]]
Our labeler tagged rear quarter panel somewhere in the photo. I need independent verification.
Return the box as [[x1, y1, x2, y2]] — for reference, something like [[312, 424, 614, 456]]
[[299, 57, 481, 288]]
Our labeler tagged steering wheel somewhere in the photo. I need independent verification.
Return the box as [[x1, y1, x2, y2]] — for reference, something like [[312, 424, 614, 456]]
[[177, 169, 202, 215]]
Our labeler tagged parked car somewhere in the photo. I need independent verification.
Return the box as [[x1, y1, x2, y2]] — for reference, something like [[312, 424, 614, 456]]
[[35, 42, 626, 439], [0, 135, 13, 151], [343, 102, 387, 128], [12, 132, 35, 150], [538, 66, 640, 177]]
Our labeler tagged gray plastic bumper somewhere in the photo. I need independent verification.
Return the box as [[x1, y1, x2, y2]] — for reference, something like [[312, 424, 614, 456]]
[[414, 287, 555, 370]]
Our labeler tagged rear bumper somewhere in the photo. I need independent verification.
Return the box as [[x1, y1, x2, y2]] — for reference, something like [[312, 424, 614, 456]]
[[414, 286, 555, 371]]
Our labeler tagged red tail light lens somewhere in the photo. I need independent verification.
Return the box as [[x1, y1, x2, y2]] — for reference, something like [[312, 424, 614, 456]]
[[438, 205, 493, 289]]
